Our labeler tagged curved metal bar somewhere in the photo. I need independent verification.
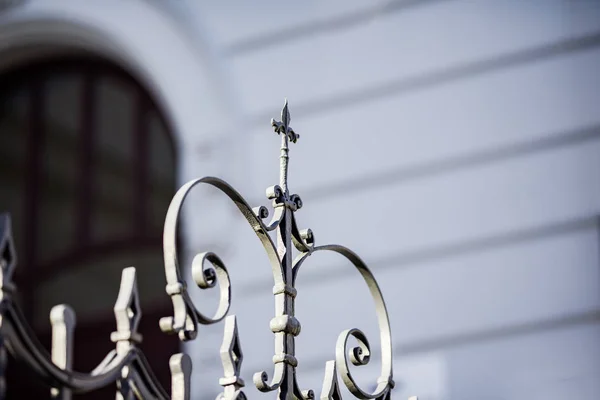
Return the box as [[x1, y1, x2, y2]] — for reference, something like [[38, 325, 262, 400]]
[[336, 329, 390, 400], [162, 177, 283, 340], [292, 245, 394, 399], [123, 348, 171, 400], [290, 212, 314, 253], [255, 363, 314, 399], [190, 252, 231, 324], [263, 206, 285, 232], [293, 373, 315, 400], [4, 303, 174, 398], [252, 200, 286, 233], [252, 363, 285, 393], [3, 302, 134, 392]]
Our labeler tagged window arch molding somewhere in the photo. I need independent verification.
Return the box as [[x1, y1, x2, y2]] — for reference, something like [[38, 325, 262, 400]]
[[0, 0, 234, 159], [0, 3, 253, 396], [0, 0, 248, 281]]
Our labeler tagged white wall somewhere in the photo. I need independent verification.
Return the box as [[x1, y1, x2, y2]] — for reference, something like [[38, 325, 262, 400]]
[[2, 0, 596, 398], [179, 1, 600, 399]]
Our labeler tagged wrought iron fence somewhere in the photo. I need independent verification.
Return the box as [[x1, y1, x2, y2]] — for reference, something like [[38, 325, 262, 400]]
[[0, 101, 410, 400]]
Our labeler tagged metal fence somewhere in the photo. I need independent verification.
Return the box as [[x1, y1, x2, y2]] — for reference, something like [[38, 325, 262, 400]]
[[0, 101, 402, 400]]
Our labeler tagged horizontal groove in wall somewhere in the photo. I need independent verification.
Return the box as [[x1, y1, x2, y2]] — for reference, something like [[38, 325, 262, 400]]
[[242, 310, 600, 377], [397, 309, 600, 356], [244, 31, 600, 126], [240, 124, 600, 212], [237, 214, 598, 297], [299, 123, 600, 203], [225, 0, 449, 55], [274, 309, 600, 375]]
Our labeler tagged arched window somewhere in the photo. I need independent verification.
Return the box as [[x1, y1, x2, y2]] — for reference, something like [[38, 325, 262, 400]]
[[0, 57, 179, 398]]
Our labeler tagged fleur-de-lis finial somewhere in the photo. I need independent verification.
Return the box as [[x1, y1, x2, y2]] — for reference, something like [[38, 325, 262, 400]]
[[271, 99, 299, 143], [271, 99, 300, 194]]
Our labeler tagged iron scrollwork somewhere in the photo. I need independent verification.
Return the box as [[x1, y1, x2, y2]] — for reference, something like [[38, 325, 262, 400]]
[[160, 100, 398, 400], [0, 100, 407, 399]]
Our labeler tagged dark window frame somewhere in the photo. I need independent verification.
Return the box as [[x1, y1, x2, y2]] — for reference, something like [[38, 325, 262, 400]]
[[0, 56, 177, 299], [0, 56, 180, 399]]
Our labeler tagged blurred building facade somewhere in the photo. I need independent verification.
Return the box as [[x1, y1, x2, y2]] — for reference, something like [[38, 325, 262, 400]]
[[0, 1, 599, 399]]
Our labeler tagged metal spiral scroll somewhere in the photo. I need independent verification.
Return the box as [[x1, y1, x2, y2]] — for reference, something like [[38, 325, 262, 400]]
[[293, 246, 394, 400], [159, 176, 282, 340], [160, 100, 396, 400]]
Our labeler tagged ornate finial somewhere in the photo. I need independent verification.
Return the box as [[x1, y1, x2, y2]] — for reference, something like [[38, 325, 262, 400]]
[[271, 99, 299, 143], [111, 267, 142, 353], [271, 99, 300, 195], [218, 315, 245, 400]]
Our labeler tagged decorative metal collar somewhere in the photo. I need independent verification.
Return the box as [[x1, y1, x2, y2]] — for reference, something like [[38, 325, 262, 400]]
[[0, 100, 403, 400]]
